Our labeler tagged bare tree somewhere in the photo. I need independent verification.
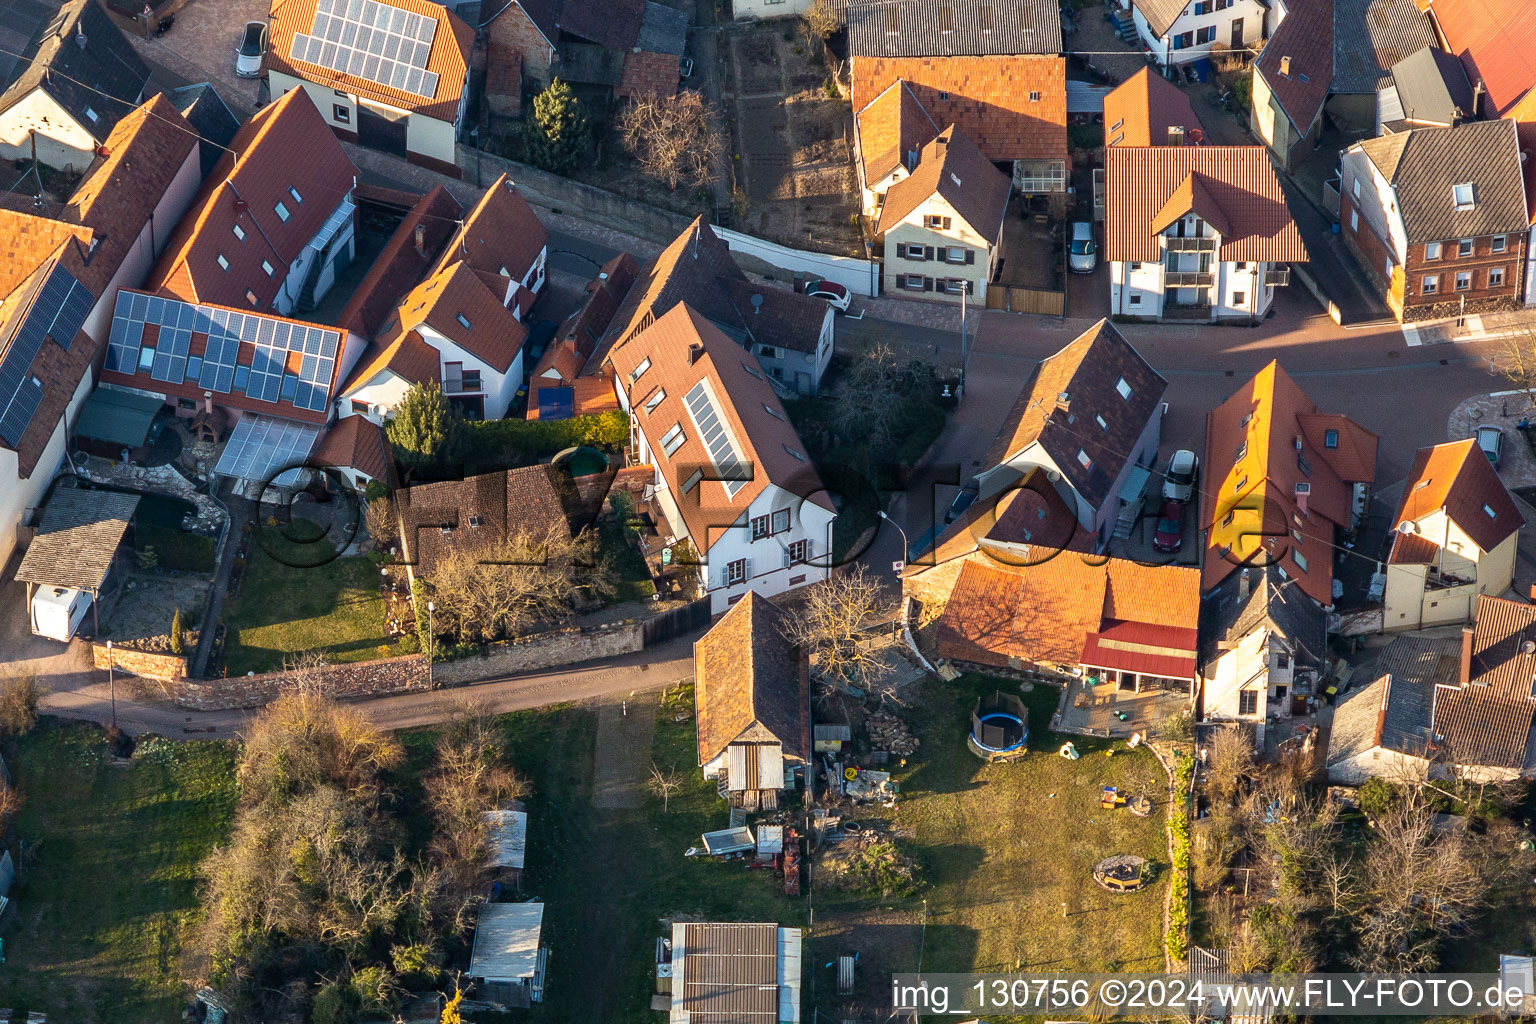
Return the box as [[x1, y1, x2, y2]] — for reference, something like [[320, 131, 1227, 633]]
[[363, 491, 398, 551], [0, 669, 44, 736], [0, 780, 22, 834], [801, 0, 845, 54], [617, 91, 725, 191], [646, 761, 686, 812], [1206, 725, 1253, 807], [1491, 316, 1536, 410], [778, 565, 893, 699]]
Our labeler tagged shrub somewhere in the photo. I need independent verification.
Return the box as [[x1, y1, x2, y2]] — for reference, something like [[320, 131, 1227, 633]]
[[170, 607, 185, 655], [350, 965, 403, 1015], [391, 942, 438, 984], [459, 410, 628, 470], [311, 980, 354, 1024], [0, 671, 43, 736], [1358, 777, 1399, 818]]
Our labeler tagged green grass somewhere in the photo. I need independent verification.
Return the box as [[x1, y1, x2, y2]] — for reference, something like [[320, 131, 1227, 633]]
[[600, 523, 656, 604], [816, 675, 1169, 1017], [0, 721, 238, 1022], [222, 534, 396, 674]]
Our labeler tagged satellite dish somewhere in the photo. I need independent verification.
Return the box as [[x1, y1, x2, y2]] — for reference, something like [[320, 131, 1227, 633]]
[[750, 293, 764, 314], [1397, 520, 1418, 535]]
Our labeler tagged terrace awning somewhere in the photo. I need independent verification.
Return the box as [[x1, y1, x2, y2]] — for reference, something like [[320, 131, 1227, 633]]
[[73, 388, 163, 448], [213, 413, 322, 484]]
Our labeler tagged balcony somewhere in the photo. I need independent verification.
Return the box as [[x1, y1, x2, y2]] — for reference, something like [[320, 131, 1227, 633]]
[[1163, 271, 1214, 287], [1163, 236, 1217, 252], [1263, 267, 1291, 287], [442, 376, 482, 395]]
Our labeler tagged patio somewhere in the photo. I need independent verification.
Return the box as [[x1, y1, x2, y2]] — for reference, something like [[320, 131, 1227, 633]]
[[1053, 676, 1189, 738]]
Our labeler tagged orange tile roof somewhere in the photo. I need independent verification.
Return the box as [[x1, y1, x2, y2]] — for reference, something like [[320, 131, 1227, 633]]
[[693, 591, 810, 766], [148, 88, 358, 312], [1199, 360, 1377, 604], [875, 124, 1012, 237], [387, 261, 528, 372], [1106, 147, 1308, 263], [1103, 68, 1206, 147], [340, 328, 443, 395], [0, 212, 92, 300], [905, 467, 1087, 569], [314, 412, 396, 486], [850, 54, 1067, 163], [607, 303, 831, 553], [265, 0, 473, 123], [1389, 438, 1522, 560], [336, 184, 463, 339], [1425, 0, 1536, 117], [855, 79, 939, 186]]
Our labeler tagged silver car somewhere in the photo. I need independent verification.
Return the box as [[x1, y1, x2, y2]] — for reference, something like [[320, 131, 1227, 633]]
[[236, 21, 267, 79], [1068, 221, 1097, 274], [1162, 449, 1199, 503], [1476, 425, 1503, 466]]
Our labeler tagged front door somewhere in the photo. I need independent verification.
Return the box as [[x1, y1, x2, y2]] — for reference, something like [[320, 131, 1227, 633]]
[[1230, 17, 1243, 46]]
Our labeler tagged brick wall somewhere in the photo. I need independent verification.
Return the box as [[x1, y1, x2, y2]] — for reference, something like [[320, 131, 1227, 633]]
[[1401, 232, 1526, 323], [175, 654, 432, 711], [93, 643, 187, 683], [486, 6, 552, 95], [1340, 194, 1401, 317], [432, 620, 644, 686]]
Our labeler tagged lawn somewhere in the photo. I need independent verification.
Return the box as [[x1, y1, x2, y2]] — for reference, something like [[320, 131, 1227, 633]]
[[0, 721, 238, 1022], [600, 522, 657, 605], [222, 534, 397, 674], [816, 674, 1170, 1018]]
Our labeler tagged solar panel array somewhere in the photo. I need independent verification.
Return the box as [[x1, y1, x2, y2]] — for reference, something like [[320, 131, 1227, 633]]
[[0, 264, 94, 447], [290, 0, 441, 99], [213, 413, 323, 482], [684, 380, 748, 498], [106, 292, 340, 413]]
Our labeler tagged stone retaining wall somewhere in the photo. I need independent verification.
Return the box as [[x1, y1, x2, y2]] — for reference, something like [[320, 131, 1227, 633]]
[[175, 654, 432, 711], [432, 620, 644, 686], [93, 643, 188, 682]]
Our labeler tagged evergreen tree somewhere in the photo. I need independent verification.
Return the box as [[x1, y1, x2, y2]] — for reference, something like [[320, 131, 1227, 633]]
[[169, 607, 184, 655], [385, 381, 465, 471], [526, 78, 589, 176]]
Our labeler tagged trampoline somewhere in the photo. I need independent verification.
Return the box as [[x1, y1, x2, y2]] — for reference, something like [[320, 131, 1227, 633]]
[[1093, 854, 1149, 893], [967, 691, 1030, 761]]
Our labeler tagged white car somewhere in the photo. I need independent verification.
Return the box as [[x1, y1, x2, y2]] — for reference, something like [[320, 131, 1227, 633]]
[[803, 279, 851, 312], [236, 21, 267, 79], [1162, 449, 1199, 504], [1068, 221, 1097, 274]]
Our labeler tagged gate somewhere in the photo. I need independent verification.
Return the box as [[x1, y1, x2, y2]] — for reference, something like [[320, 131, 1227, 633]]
[[642, 596, 711, 646], [358, 101, 408, 157]]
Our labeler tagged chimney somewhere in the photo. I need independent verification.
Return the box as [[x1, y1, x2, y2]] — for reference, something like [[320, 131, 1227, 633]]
[[1167, 125, 1185, 146], [1472, 79, 1485, 117], [76, 27, 87, 49], [1279, 55, 1291, 77], [414, 222, 427, 258], [1459, 625, 1474, 685], [687, 342, 704, 365], [1055, 390, 1071, 412], [1529, 582, 1536, 603]]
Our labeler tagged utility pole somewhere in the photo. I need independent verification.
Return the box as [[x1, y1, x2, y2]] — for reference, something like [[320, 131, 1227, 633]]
[[106, 639, 116, 730], [426, 600, 435, 688]]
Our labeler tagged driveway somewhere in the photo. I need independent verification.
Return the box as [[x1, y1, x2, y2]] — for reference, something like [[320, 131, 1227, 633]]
[[0, 569, 96, 696], [127, 0, 269, 118]]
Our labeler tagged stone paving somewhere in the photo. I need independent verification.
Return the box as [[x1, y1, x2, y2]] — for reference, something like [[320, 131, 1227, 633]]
[[1448, 392, 1536, 490], [127, 0, 269, 118]]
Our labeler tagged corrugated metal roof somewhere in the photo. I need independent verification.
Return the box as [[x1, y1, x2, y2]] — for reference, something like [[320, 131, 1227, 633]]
[[483, 810, 527, 870], [469, 902, 543, 983], [848, 0, 1062, 57], [669, 922, 787, 1023]]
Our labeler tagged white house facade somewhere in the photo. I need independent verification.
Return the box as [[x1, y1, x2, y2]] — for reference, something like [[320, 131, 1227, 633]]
[[1127, 0, 1272, 66]]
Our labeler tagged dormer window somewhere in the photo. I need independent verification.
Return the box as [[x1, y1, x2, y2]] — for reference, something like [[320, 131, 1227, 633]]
[[468, 515, 484, 527], [1324, 429, 1338, 448], [629, 356, 651, 383], [274, 201, 291, 222], [1453, 182, 1476, 210]]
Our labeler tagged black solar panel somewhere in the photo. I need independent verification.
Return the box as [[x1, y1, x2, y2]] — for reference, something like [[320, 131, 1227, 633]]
[[0, 264, 95, 448], [290, 0, 441, 99], [0, 376, 42, 447]]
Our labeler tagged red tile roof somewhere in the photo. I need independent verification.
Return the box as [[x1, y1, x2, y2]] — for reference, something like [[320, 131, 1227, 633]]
[[1511, 88, 1536, 224], [875, 124, 1012, 238], [855, 79, 940, 186], [526, 253, 637, 420], [1105, 146, 1308, 263], [0, 213, 92, 300], [66, 93, 200, 245], [1389, 438, 1523, 561], [618, 50, 682, 100], [431, 173, 548, 286], [148, 88, 358, 312], [385, 262, 528, 372], [1431, 594, 1536, 769], [397, 464, 574, 578], [265, 0, 473, 123], [693, 590, 810, 766], [1103, 68, 1206, 147], [314, 413, 397, 486], [850, 54, 1068, 163], [1425, 0, 1536, 117], [336, 184, 462, 339], [340, 328, 444, 394], [1253, 0, 1334, 136]]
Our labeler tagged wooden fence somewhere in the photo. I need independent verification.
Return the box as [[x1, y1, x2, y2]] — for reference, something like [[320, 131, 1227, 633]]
[[986, 286, 1066, 315]]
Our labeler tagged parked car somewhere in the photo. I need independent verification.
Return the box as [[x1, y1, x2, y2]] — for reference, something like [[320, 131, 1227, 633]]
[[679, 56, 695, 79], [803, 279, 851, 311], [1162, 449, 1199, 503], [236, 21, 267, 78], [1153, 501, 1185, 553], [945, 479, 980, 523], [1476, 424, 1503, 466], [1068, 222, 1097, 274]]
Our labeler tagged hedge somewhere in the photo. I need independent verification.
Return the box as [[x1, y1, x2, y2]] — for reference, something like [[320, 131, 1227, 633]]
[[458, 410, 628, 470], [1166, 753, 1195, 963]]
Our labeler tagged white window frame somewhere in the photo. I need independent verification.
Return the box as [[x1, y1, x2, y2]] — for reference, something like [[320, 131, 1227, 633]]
[[725, 558, 748, 586], [1455, 271, 1471, 291], [660, 422, 685, 456], [1421, 275, 1438, 295]]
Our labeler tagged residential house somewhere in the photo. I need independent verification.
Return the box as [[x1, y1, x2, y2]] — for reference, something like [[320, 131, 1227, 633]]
[[483, 0, 686, 116], [1197, 361, 1378, 743], [607, 303, 836, 613], [1340, 119, 1529, 322], [1326, 634, 1456, 783], [336, 175, 546, 423], [664, 922, 803, 1024], [1377, 46, 1475, 134], [1383, 439, 1523, 631], [468, 902, 547, 1007], [975, 319, 1167, 548], [0, 95, 201, 571], [334, 185, 463, 343], [1249, 0, 1435, 170], [1106, 146, 1308, 322], [1431, 597, 1536, 780], [0, 0, 148, 172], [395, 464, 575, 581], [526, 253, 638, 420], [1419, 0, 1536, 120], [693, 591, 810, 809], [875, 126, 1012, 304], [147, 88, 360, 319], [1122, 0, 1275, 67], [848, 0, 1069, 196], [265, 0, 472, 176], [1103, 67, 1207, 147], [853, 80, 940, 217], [311, 412, 397, 492], [590, 218, 834, 395]]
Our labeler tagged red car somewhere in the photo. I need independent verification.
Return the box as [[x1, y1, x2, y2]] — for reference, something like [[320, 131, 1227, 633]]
[[1153, 501, 1184, 553]]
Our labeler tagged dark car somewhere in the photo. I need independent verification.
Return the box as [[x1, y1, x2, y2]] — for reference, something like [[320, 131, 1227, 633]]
[[945, 479, 980, 523], [1153, 501, 1184, 553]]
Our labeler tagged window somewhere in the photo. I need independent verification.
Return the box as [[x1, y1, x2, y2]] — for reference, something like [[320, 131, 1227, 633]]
[[726, 558, 748, 586], [740, 361, 763, 380], [1238, 690, 1258, 716], [1195, 25, 1216, 43], [1297, 454, 1311, 477], [1173, 30, 1194, 49], [943, 247, 970, 264], [940, 279, 973, 295], [629, 356, 651, 383], [1221, 510, 1234, 528], [288, 187, 303, 204], [1484, 503, 1498, 518], [660, 422, 685, 456], [763, 402, 786, 422], [84, 106, 99, 123], [643, 387, 666, 414], [1425, 241, 1441, 260], [788, 539, 808, 563], [683, 468, 703, 493], [468, 515, 484, 528], [178, 397, 197, 410], [1352, 178, 1361, 199], [1421, 275, 1439, 295], [1236, 441, 1247, 460], [1129, 294, 1142, 306], [1232, 291, 1246, 306], [1490, 267, 1505, 287], [460, 369, 481, 391], [925, 215, 951, 230], [1452, 182, 1476, 210], [274, 201, 290, 222], [752, 514, 771, 541], [456, 313, 472, 330], [1194, 0, 1212, 13], [1015, 160, 1066, 192], [900, 274, 929, 291], [758, 345, 779, 359], [334, 104, 350, 123], [1350, 210, 1359, 231], [1116, 377, 1132, 399], [1458, 238, 1473, 257], [261, 260, 275, 277], [1293, 551, 1308, 573], [1324, 429, 1339, 448], [1077, 449, 1091, 469], [1235, 261, 1248, 270], [245, 289, 258, 306], [1028, 90, 1041, 102], [1455, 271, 1471, 291], [783, 444, 806, 461], [1235, 474, 1248, 492], [772, 508, 791, 534], [351, 399, 370, 414], [898, 243, 929, 261], [217, 254, 230, 271], [1492, 235, 1507, 253], [1095, 414, 1108, 430], [233, 224, 246, 242]]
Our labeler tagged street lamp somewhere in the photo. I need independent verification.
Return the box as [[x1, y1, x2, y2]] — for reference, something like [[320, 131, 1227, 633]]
[[105, 639, 115, 730], [426, 600, 435, 688], [877, 510, 909, 572]]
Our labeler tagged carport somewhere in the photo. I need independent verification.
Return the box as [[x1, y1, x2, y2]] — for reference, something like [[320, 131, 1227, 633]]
[[14, 487, 141, 640], [72, 387, 164, 456]]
